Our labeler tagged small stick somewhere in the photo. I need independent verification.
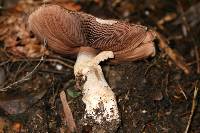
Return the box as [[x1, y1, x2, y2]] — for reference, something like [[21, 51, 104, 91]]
[[0, 39, 48, 91], [177, 1, 199, 73], [3, 58, 74, 69], [178, 83, 187, 100], [157, 32, 190, 74], [0, 55, 44, 91], [43, 58, 73, 69], [60, 91, 77, 133], [194, 46, 200, 73], [157, 13, 177, 30], [184, 84, 199, 133]]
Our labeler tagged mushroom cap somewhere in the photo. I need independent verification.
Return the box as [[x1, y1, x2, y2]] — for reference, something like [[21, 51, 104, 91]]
[[28, 4, 156, 62], [28, 5, 84, 55]]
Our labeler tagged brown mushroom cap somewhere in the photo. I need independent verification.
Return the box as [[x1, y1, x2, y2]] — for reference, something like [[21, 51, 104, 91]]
[[28, 4, 155, 62]]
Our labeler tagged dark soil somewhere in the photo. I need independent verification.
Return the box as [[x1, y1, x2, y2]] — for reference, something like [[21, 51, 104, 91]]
[[0, 0, 200, 133]]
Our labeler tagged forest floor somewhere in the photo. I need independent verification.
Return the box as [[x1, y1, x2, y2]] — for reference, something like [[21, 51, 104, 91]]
[[0, 0, 199, 132]]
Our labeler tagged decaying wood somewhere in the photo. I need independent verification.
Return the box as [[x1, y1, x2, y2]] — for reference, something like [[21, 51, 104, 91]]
[[60, 91, 77, 133], [184, 84, 199, 133], [157, 32, 190, 74], [194, 46, 200, 74]]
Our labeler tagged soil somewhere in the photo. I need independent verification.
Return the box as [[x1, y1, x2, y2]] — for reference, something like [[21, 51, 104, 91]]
[[0, 0, 200, 133]]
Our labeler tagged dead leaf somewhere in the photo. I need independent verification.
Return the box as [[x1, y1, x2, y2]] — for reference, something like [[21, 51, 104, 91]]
[[61, 2, 81, 11], [0, 117, 11, 133]]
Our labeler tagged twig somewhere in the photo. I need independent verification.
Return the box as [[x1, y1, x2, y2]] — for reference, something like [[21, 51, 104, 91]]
[[48, 54, 75, 64], [0, 38, 47, 91], [178, 83, 187, 100], [187, 60, 200, 66], [184, 84, 199, 133], [194, 46, 200, 74], [177, 1, 199, 73], [60, 91, 77, 133], [177, 1, 191, 36], [0, 55, 44, 91], [144, 60, 156, 76], [157, 13, 177, 30], [0, 58, 74, 69], [156, 32, 190, 74], [45, 58, 73, 69]]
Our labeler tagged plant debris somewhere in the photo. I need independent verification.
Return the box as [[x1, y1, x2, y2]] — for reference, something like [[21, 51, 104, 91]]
[[0, 0, 199, 132]]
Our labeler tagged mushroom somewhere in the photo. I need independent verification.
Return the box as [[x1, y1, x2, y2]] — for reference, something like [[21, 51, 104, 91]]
[[28, 5, 156, 132]]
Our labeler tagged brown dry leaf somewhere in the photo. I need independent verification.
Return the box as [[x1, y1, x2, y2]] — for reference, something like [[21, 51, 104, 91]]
[[0, 75, 48, 114], [1, 1, 79, 58], [4, 37, 18, 48], [0, 28, 9, 38], [25, 43, 47, 58], [94, 0, 102, 4], [11, 122, 22, 132], [4, 0, 35, 12], [0, 0, 19, 9], [157, 32, 190, 74], [12, 43, 48, 58], [0, 117, 22, 133], [0, 117, 12, 133], [61, 2, 81, 11], [0, 90, 47, 115], [0, 12, 45, 58], [116, 1, 135, 17]]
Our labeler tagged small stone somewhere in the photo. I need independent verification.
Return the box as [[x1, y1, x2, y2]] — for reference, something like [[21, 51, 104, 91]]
[[141, 110, 147, 114], [145, 10, 150, 16], [55, 64, 63, 70]]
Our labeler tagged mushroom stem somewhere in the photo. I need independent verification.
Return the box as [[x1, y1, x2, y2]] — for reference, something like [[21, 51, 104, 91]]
[[74, 47, 120, 132]]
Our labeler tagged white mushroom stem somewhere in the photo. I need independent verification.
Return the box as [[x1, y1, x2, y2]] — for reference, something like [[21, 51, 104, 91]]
[[74, 47, 120, 131]]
